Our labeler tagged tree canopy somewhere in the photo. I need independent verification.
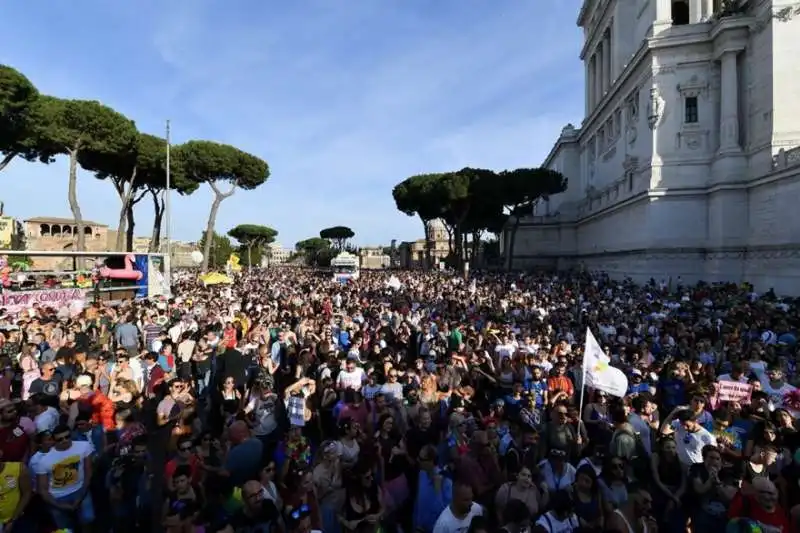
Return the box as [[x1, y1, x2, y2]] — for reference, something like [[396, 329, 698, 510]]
[[319, 226, 355, 251], [0, 65, 50, 172], [198, 231, 234, 270], [0, 64, 273, 264], [296, 237, 333, 266], [37, 96, 138, 251], [178, 140, 270, 271], [390, 167, 567, 270], [228, 224, 278, 266]]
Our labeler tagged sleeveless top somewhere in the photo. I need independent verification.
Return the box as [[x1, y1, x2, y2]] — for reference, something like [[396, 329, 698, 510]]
[[573, 489, 602, 524], [0, 462, 22, 522], [614, 509, 648, 533]]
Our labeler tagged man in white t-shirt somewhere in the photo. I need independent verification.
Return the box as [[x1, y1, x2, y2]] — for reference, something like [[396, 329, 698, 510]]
[[336, 358, 366, 391], [433, 481, 483, 533], [34, 424, 95, 529], [661, 409, 716, 465]]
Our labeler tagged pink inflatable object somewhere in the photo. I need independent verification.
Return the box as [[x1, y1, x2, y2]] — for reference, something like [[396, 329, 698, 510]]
[[99, 254, 143, 281]]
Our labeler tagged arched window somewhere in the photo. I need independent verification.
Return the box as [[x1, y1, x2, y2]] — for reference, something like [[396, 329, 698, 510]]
[[51, 225, 62, 237], [672, 1, 690, 25], [40, 224, 51, 237], [63, 225, 73, 235], [84, 226, 93, 235]]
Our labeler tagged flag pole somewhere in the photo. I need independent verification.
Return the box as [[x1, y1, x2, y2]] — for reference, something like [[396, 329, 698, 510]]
[[577, 327, 590, 430], [164, 119, 172, 295]]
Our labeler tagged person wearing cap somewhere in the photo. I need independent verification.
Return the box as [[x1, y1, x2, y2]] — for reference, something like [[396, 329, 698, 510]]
[[70, 374, 115, 432]]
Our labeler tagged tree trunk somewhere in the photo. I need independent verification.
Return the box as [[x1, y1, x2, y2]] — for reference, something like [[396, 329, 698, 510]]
[[67, 147, 86, 251], [201, 182, 236, 272], [471, 232, 481, 267], [113, 168, 138, 252], [149, 189, 165, 253], [125, 202, 135, 252], [0, 152, 16, 173], [247, 243, 252, 267]]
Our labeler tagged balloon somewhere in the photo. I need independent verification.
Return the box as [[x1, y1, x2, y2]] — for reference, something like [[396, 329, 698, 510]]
[[191, 250, 204, 265]]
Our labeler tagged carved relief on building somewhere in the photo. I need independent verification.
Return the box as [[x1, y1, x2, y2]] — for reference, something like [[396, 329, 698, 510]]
[[647, 87, 666, 130], [677, 75, 709, 100], [676, 130, 709, 151]]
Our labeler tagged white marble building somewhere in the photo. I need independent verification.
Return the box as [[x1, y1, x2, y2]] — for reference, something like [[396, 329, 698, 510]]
[[505, 0, 800, 294]]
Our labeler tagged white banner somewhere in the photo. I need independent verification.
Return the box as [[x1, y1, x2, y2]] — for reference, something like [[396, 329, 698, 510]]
[[1, 288, 87, 315]]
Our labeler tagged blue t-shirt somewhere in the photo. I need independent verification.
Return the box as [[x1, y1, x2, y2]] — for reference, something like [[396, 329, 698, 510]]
[[660, 378, 685, 410]]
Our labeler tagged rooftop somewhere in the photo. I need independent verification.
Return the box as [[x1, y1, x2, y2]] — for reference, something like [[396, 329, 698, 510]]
[[25, 216, 108, 227]]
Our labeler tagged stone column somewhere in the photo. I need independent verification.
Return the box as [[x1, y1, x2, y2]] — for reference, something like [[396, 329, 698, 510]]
[[587, 61, 593, 112], [701, 0, 713, 21], [719, 50, 740, 153], [596, 45, 604, 103], [603, 32, 611, 90], [653, 0, 673, 33], [690, 0, 701, 23]]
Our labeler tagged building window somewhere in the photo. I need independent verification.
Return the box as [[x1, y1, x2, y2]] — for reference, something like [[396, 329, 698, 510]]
[[628, 172, 634, 191], [672, 1, 690, 25], [684, 96, 699, 123]]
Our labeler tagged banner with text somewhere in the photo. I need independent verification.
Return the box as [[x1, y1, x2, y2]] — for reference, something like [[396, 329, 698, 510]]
[[1, 288, 88, 315], [710, 381, 753, 409]]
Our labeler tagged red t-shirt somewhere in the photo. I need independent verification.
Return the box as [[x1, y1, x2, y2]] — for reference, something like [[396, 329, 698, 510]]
[[728, 492, 791, 533], [0, 425, 30, 462]]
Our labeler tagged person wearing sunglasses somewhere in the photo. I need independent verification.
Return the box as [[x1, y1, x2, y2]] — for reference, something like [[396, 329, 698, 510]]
[[32, 423, 95, 530], [226, 480, 280, 532]]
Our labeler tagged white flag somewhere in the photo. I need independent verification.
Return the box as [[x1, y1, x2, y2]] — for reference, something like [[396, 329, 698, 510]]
[[582, 327, 628, 397]]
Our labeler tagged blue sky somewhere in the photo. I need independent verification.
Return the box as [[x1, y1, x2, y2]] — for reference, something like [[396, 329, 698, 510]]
[[1, 0, 585, 247]]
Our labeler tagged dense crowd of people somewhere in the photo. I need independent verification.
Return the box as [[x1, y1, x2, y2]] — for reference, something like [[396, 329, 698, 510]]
[[0, 266, 799, 533]]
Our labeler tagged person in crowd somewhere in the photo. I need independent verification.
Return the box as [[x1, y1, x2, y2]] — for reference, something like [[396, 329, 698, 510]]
[[34, 423, 95, 530], [1, 264, 799, 533]]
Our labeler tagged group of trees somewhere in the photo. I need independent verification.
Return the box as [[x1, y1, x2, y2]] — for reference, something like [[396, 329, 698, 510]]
[[392, 167, 567, 269], [227, 224, 277, 266], [294, 225, 356, 266], [198, 223, 277, 269], [0, 65, 270, 272]]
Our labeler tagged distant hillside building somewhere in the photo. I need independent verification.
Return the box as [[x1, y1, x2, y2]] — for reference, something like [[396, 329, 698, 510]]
[[24, 217, 109, 270], [359, 247, 391, 269]]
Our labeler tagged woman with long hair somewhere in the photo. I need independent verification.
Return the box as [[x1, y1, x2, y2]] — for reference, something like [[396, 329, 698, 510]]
[[650, 437, 686, 532], [215, 375, 242, 428], [313, 441, 344, 533], [339, 462, 383, 533], [572, 464, 604, 530], [19, 343, 40, 400], [336, 418, 362, 471], [375, 413, 409, 518], [494, 465, 544, 524], [259, 459, 283, 513]]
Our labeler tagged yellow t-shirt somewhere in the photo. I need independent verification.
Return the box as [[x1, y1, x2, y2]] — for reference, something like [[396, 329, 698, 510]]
[[0, 462, 22, 523]]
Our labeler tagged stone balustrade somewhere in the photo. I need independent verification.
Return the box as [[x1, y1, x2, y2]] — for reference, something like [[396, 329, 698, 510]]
[[772, 146, 800, 170]]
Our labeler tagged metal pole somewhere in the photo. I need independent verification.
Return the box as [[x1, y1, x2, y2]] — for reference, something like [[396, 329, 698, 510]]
[[164, 120, 173, 295]]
